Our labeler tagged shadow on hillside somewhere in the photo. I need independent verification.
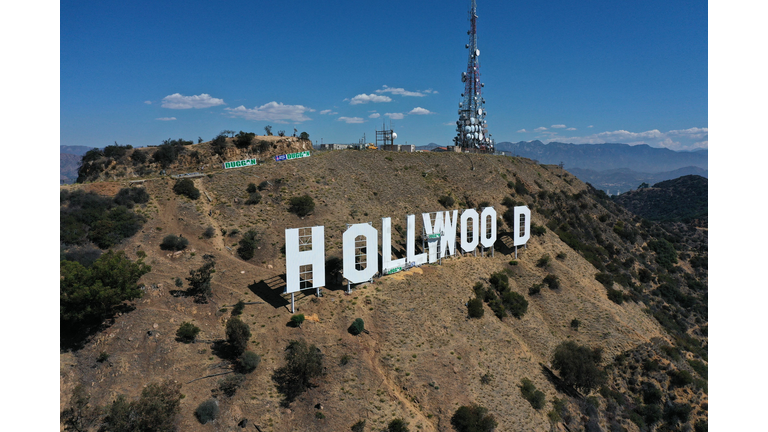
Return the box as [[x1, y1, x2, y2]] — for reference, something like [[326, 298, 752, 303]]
[[248, 276, 290, 309], [60, 304, 137, 351]]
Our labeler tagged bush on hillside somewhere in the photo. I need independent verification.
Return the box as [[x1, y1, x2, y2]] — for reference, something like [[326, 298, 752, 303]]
[[130, 149, 147, 164], [348, 318, 365, 335], [438, 195, 455, 208], [246, 183, 257, 193], [468, 298, 484, 318], [202, 226, 216, 239], [234, 131, 255, 149], [520, 378, 546, 410], [160, 235, 188, 251], [531, 224, 546, 236], [543, 274, 560, 289], [606, 287, 625, 304], [238, 351, 261, 373], [450, 404, 498, 432], [211, 134, 229, 156], [173, 178, 200, 200], [226, 317, 251, 356], [289, 195, 315, 217], [194, 399, 219, 424], [60, 251, 150, 325], [290, 314, 305, 328], [217, 373, 246, 397], [114, 188, 150, 208], [175, 322, 200, 343], [503, 291, 528, 318], [489, 272, 509, 292], [245, 192, 262, 205], [552, 341, 606, 392], [102, 380, 182, 432], [186, 260, 215, 302], [648, 239, 678, 270], [528, 283, 542, 296], [237, 229, 259, 260], [273, 340, 324, 404], [536, 254, 551, 268], [63, 244, 103, 267], [387, 418, 409, 432], [152, 142, 183, 168], [231, 300, 245, 316]]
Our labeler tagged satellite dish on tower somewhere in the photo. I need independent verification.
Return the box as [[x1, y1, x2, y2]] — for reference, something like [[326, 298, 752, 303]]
[[475, 49, 480, 57], [392, 132, 397, 140]]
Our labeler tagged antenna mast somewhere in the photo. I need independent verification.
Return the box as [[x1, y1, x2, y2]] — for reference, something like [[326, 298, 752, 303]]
[[454, 0, 494, 153]]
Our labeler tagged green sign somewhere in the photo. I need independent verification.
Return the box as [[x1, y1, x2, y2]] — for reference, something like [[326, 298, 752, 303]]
[[384, 267, 403, 275], [223, 158, 258, 169], [426, 233, 441, 239], [275, 151, 311, 161]]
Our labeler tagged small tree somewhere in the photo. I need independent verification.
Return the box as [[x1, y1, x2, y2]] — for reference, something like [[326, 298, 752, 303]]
[[238, 351, 261, 373], [273, 339, 324, 404], [299, 131, 310, 141], [176, 322, 200, 342], [387, 418, 409, 432], [450, 404, 498, 432], [543, 274, 560, 289], [245, 192, 262, 205], [438, 195, 455, 208], [552, 341, 606, 392], [468, 298, 484, 318], [226, 317, 251, 356], [536, 254, 551, 268], [264, 125, 273, 136], [520, 378, 546, 409], [246, 183, 257, 193], [348, 318, 365, 335], [289, 195, 315, 217], [237, 229, 258, 260], [351, 419, 366, 432], [231, 300, 245, 316], [61, 385, 100, 432], [103, 380, 182, 432], [186, 260, 215, 302], [290, 314, 305, 328], [173, 178, 200, 200], [217, 373, 245, 397], [234, 131, 256, 149], [211, 134, 228, 156], [503, 291, 528, 318], [195, 399, 218, 424], [202, 226, 216, 239]]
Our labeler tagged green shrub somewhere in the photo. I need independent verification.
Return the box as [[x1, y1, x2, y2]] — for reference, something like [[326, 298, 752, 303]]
[[450, 404, 497, 432], [570, 319, 580, 329], [176, 322, 200, 342], [114, 188, 150, 208], [349, 318, 365, 335], [668, 369, 694, 388], [273, 340, 324, 404], [60, 251, 150, 325], [536, 254, 551, 268], [648, 239, 678, 270], [237, 229, 259, 260], [185, 260, 214, 302], [468, 298, 484, 318], [663, 402, 692, 425], [520, 378, 546, 409], [641, 382, 663, 405], [226, 317, 251, 356], [290, 314, 305, 328], [203, 226, 216, 238], [531, 224, 546, 236], [194, 399, 219, 424], [245, 192, 262, 205], [503, 291, 528, 318], [387, 418, 409, 432], [543, 274, 560, 289], [257, 180, 270, 191], [160, 234, 188, 251], [595, 272, 613, 287], [97, 351, 110, 363], [217, 373, 245, 397], [556, 252, 567, 260], [509, 260, 518, 266], [528, 283, 542, 295], [131, 149, 147, 164], [315, 411, 325, 419], [501, 195, 517, 207], [289, 195, 315, 217], [688, 359, 708, 379], [104, 380, 182, 431], [489, 272, 509, 292], [351, 419, 366, 432], [211, 134, 228, 156], [152, 142, 182, 168], [238, 351, 261, 373], [438, 195, 455, 208], [246, 183, 257, 193], [488, 299, 507, 319], [606, 287, 624, 304], [551, 341, 605, 392], [234, 131, 256, 149], [173, 179, 200, 200]]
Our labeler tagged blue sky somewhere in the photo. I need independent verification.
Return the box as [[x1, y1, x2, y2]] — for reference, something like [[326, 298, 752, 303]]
[[61, 0, 707, 150]]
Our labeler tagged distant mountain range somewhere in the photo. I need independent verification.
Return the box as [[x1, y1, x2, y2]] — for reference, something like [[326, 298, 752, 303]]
[[495, 140, 707, 173], [60, 146, 96, 184], [568, 166, 708, 196]]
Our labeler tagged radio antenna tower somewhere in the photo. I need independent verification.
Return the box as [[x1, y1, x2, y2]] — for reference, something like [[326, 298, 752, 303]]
[[454, 0, 494, 153]]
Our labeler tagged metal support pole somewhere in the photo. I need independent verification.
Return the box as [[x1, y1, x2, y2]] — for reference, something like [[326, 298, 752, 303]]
[[291, 293, 295, 313], [347, 281, 351, 294], [492, 245, 495, 257], [515, 246, 518, 259]]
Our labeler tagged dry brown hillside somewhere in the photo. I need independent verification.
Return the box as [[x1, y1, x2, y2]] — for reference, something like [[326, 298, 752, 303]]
[[61, 150, 707, 431]]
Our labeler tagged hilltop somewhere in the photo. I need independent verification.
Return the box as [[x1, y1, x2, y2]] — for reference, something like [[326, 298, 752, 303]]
[[613, 175, 708, 224], [61, 149, 708, 431]]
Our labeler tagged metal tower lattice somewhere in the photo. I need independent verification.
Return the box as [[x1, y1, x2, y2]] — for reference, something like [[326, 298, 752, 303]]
[[454, 0, 494, 153]]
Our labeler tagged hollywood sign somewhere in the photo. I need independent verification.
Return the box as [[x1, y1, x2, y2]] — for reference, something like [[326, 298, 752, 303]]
[[284, 206, 531, 294]]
